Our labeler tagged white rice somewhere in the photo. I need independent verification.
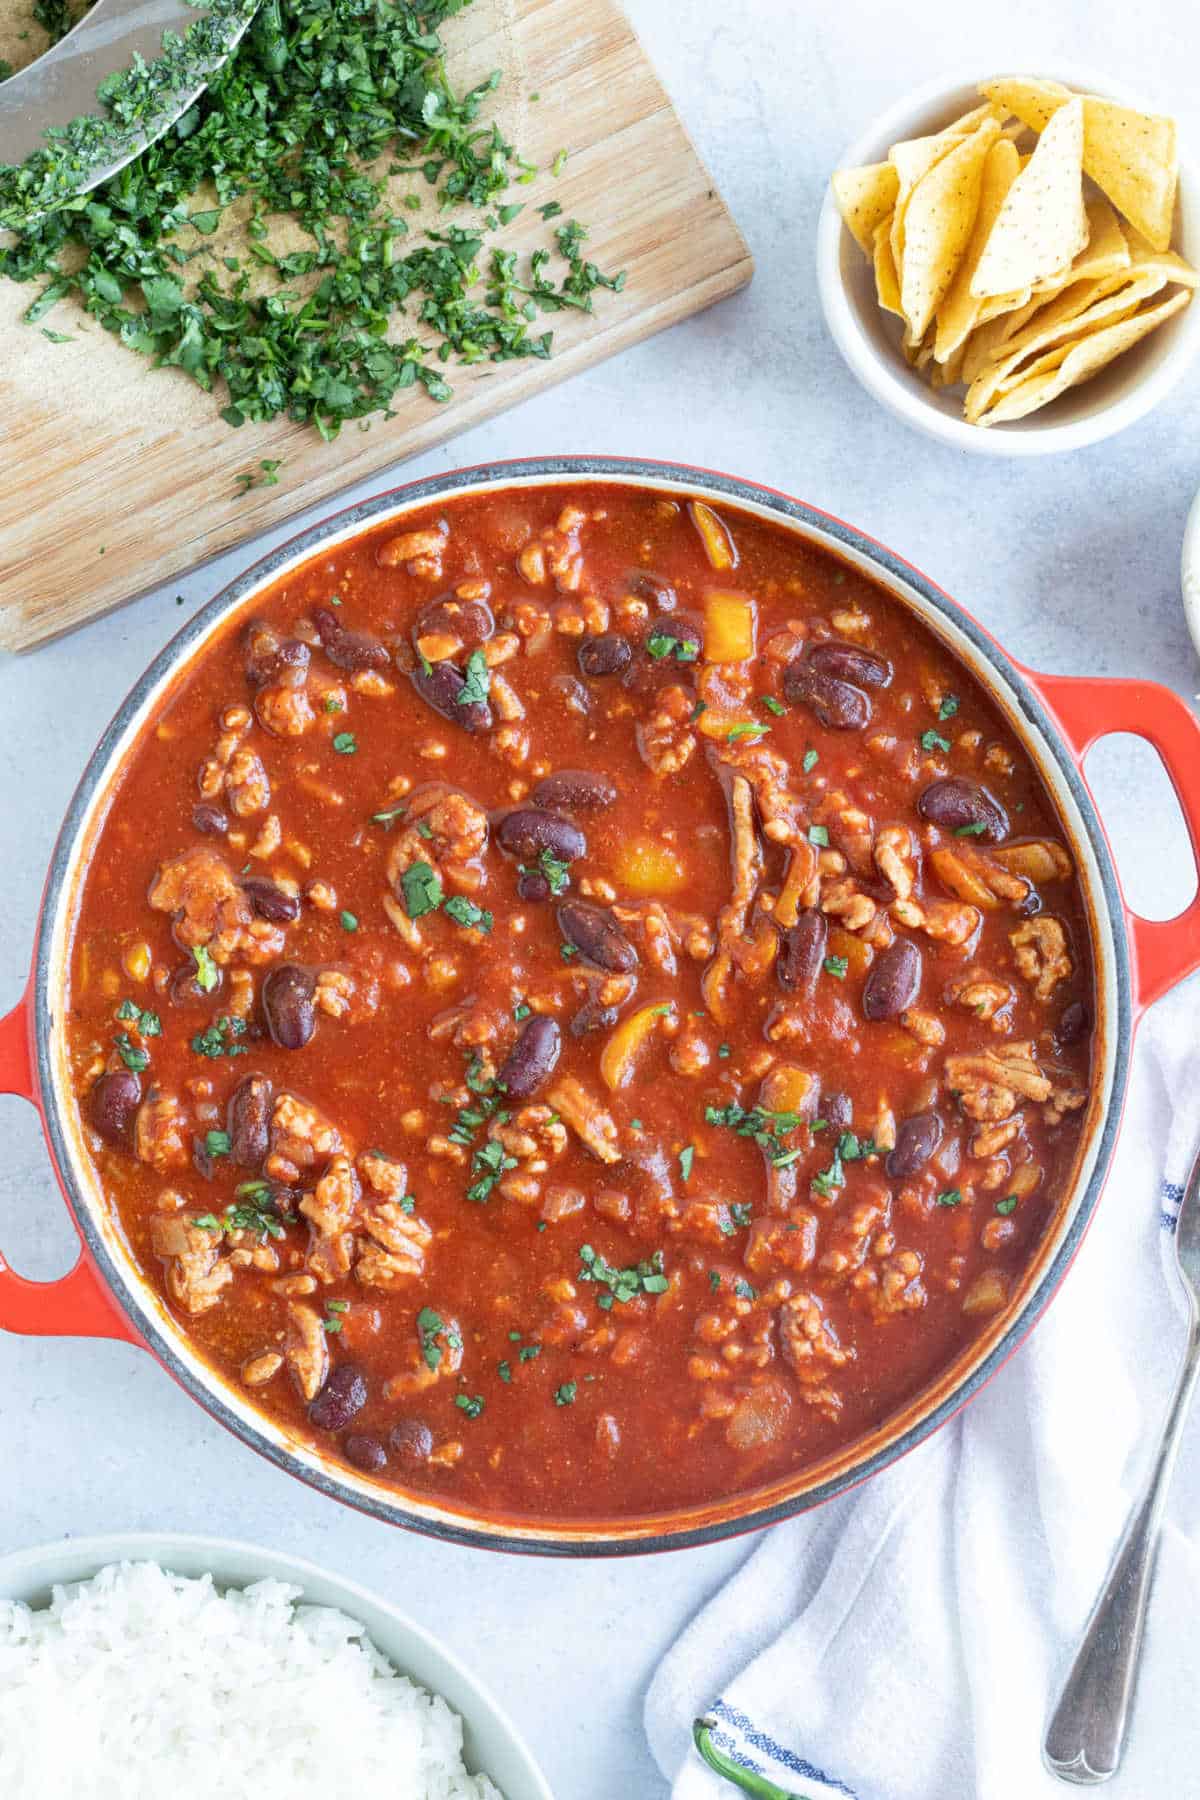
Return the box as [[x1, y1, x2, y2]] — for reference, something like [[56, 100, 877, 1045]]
[[0, 1561, 504, 1800]]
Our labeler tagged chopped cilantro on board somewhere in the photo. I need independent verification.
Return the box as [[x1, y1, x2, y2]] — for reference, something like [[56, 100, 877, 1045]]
[[0, 0, 624, 438]]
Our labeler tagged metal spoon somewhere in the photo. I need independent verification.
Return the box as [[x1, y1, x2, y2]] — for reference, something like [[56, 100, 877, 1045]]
[[1044, 1137, 1200, 1783], [0, 0, 256, 217]]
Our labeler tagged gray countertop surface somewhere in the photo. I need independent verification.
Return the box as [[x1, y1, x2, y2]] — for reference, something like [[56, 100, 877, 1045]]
[[2, 2, 1198, 1794]]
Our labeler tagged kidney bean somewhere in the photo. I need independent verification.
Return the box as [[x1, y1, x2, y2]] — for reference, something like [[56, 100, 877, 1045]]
[[628, 571, 677, 610], [782, 661, 871, 730], [192, 1135, 218, 1181], [532, 770, 615, 813], [862, 938, 922, 1021], [886, 1112, 943, 1179], [414, 594, 494, 649], [191, 803, 228, 836], [578, 633, 631, 678], [777, 909, 827, 993], [411, 659, 492, 734], [550, 672, 592, 716], [557, 900, 638, 972], [533, 770, 618, 812], [806, 640, 893, 689], [570, 999, 620, 1038], [313, 606, 390, 673], [517, 868, 552, 902], [91, 1069, 142, 1146], [498, 809, 586, 863], [169, 959, 222, 1005], [262, 964, 316, 1050], [1057, 1000, 1089, 1046], [241, 876, 301, 924], [227, 1073, 273, 1167], [823, 1091, 853, 1130], [309, 1362, 367, 1431], [389, 1418, 433, 1461], [344, 1433, 388, 1474], [497, 1015, 561, 1098], [918, 777, 1009, 843], [646, 614, 702, 663], [245, 624, 310, 690]]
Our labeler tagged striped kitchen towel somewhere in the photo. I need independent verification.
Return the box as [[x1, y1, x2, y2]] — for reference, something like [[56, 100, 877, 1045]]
[[646, 975, 1200, 1800]]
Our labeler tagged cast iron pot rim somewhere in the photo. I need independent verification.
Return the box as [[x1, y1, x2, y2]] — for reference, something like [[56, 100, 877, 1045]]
[[33, 454, 1133, 1557]]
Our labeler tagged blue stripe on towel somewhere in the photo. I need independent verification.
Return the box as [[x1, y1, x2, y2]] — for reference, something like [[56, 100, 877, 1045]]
[[712, 1698, 860, 1797], [1162, 1178, 1184, 1231]]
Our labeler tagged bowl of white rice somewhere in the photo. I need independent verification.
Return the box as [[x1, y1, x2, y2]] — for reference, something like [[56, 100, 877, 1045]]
[[0, 1533, 552, 1800]]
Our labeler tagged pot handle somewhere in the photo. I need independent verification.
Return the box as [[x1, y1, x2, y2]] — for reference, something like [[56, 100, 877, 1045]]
[[0, 991, 142, 1344], [1029, 673, 1200, 1012]]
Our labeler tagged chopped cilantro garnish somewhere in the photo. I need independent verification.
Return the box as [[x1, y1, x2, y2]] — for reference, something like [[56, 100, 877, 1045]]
[[954, 822, 989, 837], [113, 1032, 149, 1073], [708, 1270, 721, 1293], [340, 910, 358, 932], [802, 748, 819, 773], [324, 694, 344, 713], [518, 1344, 541, 1363], [417, 1306, 462, 1372], [190, 1015, 249, 1059], [191, 944, 219, 993], [457, 649, 491, 707], [734, 1279, 756, 1301], [455, 1393, 485, 1420], [936, 1189, 963, 1208], [938, 695, 960, 720], [444, 894, 493, 932], [579, 1244, 669, 1308], [205, 1130, 231, 1159], [807, 824, 829, 847], [996, 1194, 1018, 1215], [646, 630, 698, 663], [760, 695, 786, 716], [823, 955, 849, 980], [920, 729, 951, 754], [401, 860, 443, 918], [553, 1381, 577, 1407], [497, 1360, 512, 1382], [332, 731, 357, 755], [514, 1002, 532, 1022], [116, 999, 161, 1037], [678, 1144, 695, 1182]]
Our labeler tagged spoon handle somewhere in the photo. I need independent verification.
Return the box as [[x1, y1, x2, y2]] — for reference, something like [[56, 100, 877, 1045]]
[[1044, 1315, 1200, 1785]]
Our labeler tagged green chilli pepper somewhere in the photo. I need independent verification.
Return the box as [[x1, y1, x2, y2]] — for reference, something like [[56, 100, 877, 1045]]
[[692, 1717, 814, 1800]]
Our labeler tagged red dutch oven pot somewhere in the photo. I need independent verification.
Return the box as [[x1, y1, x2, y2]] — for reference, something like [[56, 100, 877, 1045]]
[[2, 457, 1200, 1555]]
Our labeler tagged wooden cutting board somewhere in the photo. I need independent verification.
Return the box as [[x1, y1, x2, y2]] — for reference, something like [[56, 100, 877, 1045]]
[[0, 0, 752, 650]]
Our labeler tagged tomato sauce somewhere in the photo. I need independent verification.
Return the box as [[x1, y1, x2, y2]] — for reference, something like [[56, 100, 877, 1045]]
[[65, 484, 1094, 1523]]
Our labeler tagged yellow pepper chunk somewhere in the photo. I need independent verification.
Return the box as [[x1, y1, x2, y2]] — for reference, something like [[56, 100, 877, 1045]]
[[703, 591, 757, 664], [826, 924, 873, 980], [600, 1001, 676, 1091], [689, 501, 737, 571], [614, 837, 687, 896]]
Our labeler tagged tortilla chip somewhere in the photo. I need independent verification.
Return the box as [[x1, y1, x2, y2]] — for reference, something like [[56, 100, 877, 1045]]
[[888, 118, 980, 268], [899, 119, 1001, 340], [974, 287, 1191, 425], [931, 343, 966, 388], [1123, 231, 1200, 287], [872, 218, 904, 317], [978, 76, 1071, 133], [934, 137, 1021, 361], [971, 98, 1088, 297], [832, 161, 901, 254], [962, 198, 1136, 378], [964, 269, 1167, 420], [980, 78, 1178, 252]]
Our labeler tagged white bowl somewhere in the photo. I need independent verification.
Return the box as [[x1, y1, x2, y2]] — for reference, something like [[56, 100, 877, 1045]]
[[1183, 484, 1200, 658], [0, 1532, 552, 1800], [816, 64, 1200, 455]]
